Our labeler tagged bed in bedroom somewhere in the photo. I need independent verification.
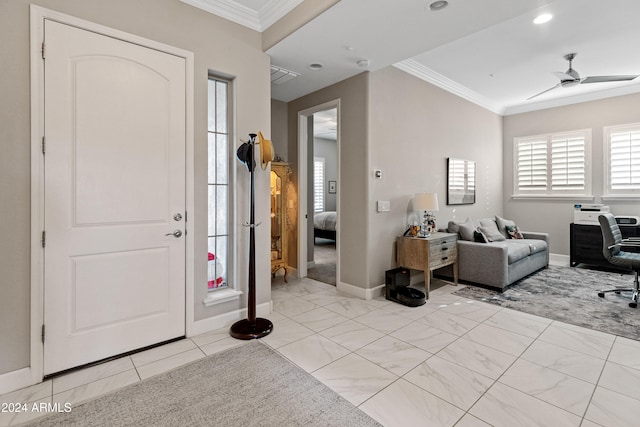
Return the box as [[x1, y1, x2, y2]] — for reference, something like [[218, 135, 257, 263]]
[[314, 211, 336, 242]]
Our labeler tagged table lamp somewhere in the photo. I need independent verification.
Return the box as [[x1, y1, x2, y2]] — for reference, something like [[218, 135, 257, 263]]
[[413, 193, 439, 237]]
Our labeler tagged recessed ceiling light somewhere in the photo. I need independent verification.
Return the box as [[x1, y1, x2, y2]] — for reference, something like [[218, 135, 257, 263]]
[[357, 59, 370, 68], [308, 63, 323, 71], [429, 1, 449, 11], [533, 13, 553, 24]]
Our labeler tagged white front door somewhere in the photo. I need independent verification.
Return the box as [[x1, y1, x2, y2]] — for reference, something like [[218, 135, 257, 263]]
[[43, 20, 186, 375]]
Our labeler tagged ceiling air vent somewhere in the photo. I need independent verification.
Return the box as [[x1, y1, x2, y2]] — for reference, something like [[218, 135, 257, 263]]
[[270, 65, 300, 85]]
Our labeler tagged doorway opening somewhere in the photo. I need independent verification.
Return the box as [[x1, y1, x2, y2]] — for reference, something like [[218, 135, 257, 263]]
[[297, 100, 340, 286], [308, 109, 337, 285]]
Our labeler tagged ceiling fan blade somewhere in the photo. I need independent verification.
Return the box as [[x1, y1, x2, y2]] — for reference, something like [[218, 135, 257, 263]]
[[581, 75, 639, 84], [527, 83, 562, 100], [553, 71, 575, 81]]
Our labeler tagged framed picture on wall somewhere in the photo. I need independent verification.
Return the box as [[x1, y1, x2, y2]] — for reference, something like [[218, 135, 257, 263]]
[[447, 158, 476, 205], [328, 180, 336, 194]]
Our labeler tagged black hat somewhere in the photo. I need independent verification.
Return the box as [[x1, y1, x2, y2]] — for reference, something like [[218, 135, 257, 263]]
[[236, 141, 255, 171]]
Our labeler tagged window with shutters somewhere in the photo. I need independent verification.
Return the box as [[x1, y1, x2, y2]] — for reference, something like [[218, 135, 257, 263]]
[[314, 158, 325, 212], [514, 130, 591, 197], [604, 123, 640, 196]]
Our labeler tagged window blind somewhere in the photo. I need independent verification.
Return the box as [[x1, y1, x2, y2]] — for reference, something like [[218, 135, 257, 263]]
[[551, 135, 585, 190], [517, 139, 547, 190]]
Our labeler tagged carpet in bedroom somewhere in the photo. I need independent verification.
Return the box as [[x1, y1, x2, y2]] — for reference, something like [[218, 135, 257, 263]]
[[453, 265, 640, 341], [308, 238, 336, 286]]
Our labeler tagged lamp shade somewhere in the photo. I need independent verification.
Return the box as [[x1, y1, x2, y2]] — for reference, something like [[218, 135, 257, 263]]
[[413, 193, 439, 211]]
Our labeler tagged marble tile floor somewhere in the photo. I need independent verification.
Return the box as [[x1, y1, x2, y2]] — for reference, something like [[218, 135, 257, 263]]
[[2, 276, 640, 426]]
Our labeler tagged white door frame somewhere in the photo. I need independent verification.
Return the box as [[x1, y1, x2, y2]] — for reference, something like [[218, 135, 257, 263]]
[[25, 5, 194, 388], [296, 100, 340, 281]]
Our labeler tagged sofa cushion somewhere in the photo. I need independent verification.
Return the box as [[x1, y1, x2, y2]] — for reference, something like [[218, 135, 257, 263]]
[[504, 242, 531, 264], [522, 239, 548, 255]]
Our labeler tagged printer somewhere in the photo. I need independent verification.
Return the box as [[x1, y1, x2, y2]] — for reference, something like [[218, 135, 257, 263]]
[[574, 204, 610, 225]]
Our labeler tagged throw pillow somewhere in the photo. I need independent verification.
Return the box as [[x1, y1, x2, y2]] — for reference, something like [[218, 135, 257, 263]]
[[495, 216, 516, 238], [478, 225, 506, 242], [478, 219, 505, 241], [506, 224, 524, 239], [474, 229, 488, 243], [458, 220, 476, 241], [447, 218, 469, 235]]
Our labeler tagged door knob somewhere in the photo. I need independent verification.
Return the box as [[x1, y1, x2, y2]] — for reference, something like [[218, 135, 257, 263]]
[[165, 230, 182, 238]]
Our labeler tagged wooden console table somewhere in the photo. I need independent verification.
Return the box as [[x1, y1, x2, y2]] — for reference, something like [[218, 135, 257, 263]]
[[396, 232, 458, 299]]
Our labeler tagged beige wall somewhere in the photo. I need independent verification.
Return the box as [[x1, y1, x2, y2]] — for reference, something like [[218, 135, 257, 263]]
[[0, 0, 271, 375], [287, 72, 370, 288], [368, 67, 504, 286], [503, 92, 640, 256]]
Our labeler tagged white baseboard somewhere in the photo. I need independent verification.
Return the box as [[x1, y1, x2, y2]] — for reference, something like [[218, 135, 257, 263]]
[[550, 253, 570, 267], [188, 301, 272, 337], [0, 367, 36, 395]]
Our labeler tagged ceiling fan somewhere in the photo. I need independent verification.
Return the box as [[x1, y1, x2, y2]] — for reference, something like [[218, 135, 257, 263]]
[[527, 53, 639, 100]]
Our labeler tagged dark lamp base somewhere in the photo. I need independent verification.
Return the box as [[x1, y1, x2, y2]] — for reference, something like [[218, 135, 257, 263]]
[[230, 318, 273, 340]]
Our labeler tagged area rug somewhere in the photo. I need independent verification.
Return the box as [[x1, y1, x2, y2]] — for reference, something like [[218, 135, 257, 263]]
[[453, 265, 640, 341], [27, 341, 380, 427], [308, 239, 336, 286]]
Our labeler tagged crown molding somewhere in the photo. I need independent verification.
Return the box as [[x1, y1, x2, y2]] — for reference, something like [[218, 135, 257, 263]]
[[259, 0, 304, 30], [394, 59, 640, 117], [503, 83, 640, 115], [393, 59, 505, 115], [181, 0, 260, 30], [181, 0, 302, 32]]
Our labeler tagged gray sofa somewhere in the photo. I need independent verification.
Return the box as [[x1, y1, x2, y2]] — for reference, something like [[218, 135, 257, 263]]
[[446, 216, 549, 291]]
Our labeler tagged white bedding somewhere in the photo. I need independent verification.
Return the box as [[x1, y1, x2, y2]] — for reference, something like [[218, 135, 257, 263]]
[[314, 211, 337, 231]]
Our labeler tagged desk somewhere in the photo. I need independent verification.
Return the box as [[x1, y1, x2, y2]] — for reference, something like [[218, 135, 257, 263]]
[[570, 222, 640, 270], [396, 232, 458, 299]]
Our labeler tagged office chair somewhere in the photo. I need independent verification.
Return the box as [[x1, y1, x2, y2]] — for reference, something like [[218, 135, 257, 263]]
[[598, 213, 640, 308]]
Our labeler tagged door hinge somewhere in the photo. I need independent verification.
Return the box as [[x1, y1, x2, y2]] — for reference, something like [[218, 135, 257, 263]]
[[41, 42, 45, 60], [184, 211, 187, 222], [42, 136, 46, 154], [41, 231, 46, 248], [41, 324, 45, 344]]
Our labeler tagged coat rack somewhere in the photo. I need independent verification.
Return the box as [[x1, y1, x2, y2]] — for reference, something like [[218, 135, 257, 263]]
[[230, 133, 273, 339]]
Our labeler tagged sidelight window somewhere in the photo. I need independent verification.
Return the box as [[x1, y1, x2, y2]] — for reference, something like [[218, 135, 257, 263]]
[[207, 77, 232, 293]]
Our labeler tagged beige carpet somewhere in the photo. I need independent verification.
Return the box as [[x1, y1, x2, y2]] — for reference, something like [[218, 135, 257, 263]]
[[26, 341, 380, 427]]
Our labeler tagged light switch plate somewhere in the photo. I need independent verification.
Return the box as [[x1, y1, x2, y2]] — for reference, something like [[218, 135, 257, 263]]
[[377, 200, 390, 212]]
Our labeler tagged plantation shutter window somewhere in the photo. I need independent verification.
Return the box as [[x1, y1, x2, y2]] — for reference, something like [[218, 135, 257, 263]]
[[605, 124, 640, 194], [514, 130, 591, 197], [314, 158, 325, 212], [516, 139, 547, 191], [551, 134, 585, 191]]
